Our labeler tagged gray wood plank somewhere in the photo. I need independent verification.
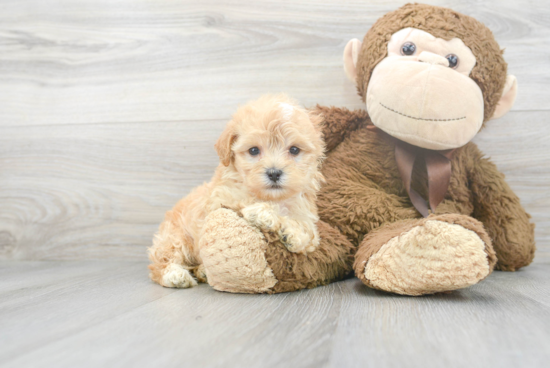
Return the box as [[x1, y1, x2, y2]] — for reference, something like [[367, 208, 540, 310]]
[[1, 261, 549, 368], [328, 273, 550, 368], [0, 0, 548, 129], [0, 261, 176, 363], [0, 120, 224, 260], [482, 265, 550, 308]]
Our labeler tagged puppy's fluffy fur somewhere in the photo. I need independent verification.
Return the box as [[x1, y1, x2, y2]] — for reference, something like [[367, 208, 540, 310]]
[[148, 94, 325, 288]]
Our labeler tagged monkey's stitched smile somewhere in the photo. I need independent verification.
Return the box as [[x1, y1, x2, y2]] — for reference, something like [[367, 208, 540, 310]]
[[379, 102, 466, 122]]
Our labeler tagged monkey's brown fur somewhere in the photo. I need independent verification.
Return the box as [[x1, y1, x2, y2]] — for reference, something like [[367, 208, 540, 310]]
[[199, 4, 535, 295], [263, 221, 355, 293], [316, 105, 535, 272]]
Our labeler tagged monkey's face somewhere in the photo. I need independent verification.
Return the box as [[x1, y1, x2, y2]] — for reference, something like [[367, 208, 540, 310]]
[[366, 28, 482, 150], [344, 26, 518, 150]]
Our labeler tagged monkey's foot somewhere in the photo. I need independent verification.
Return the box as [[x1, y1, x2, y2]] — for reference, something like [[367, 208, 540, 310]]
[[199, 208, 278, 293], [354, 214, 497, 295]]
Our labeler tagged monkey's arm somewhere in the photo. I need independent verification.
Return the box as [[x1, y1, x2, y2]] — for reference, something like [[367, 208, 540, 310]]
[[467, 144, 536, 271], [317, 176, 419, 245], [312, 105, 369, 152]]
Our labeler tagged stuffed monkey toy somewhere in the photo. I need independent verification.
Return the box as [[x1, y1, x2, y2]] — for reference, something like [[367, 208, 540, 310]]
[[195, 3, 536, 295]]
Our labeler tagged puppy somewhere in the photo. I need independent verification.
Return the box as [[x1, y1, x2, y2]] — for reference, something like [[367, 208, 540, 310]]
[[148, 94, 325, 288]]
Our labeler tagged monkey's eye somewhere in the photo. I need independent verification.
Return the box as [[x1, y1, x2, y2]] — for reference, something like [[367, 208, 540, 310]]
[[401, 42, 416, 56], [289, 146, 300, 155], [446, 54, 459, 68], [249, 147, 260, 156]]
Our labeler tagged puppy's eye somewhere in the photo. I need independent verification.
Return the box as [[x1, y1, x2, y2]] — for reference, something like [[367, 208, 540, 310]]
[[401, 42, 416, 56], [445, 54, 459, 69], [289, 146, 300, 155], [248, 147, 260, 156]]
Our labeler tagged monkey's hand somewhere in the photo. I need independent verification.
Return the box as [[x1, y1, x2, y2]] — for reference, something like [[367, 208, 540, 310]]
[[468, 145, 535, 271]]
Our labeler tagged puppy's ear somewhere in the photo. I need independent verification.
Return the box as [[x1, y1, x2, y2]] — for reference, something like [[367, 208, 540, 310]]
[[307, 111, 324, 133], [306, 110, 326, 157], [215, 121, 238, 166]]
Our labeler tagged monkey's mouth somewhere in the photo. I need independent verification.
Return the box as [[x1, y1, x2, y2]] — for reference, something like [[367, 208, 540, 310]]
[[380, 102, 466, 122]]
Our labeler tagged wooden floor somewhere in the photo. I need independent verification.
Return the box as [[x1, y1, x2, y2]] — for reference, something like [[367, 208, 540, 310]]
[[1, 0, 550, 367], [0, 261, 549, 368]]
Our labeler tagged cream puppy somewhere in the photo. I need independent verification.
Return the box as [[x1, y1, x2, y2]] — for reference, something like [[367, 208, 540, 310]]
[[148, 94, 325, 288]]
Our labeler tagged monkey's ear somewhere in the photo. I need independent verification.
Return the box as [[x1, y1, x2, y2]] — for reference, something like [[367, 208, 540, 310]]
[[491, 75, 518, 120], [343, 38, 362, 83], [215, 122, 238, 166]]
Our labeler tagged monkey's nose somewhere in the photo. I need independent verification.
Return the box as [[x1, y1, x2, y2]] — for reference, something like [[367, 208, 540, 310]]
[[417, 51, 449, 67], [266, 168, 283, 183]]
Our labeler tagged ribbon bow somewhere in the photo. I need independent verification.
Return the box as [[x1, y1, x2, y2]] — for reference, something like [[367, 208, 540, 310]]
[[367, 125, 456, 217]]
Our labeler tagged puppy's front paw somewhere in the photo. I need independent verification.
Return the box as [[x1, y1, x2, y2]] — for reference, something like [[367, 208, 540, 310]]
[[305, 231, 321, 253], [279, 231, 297, 253], [242, 203, 280, 231], [161, 264, 198, 288], [279, 231, 305, 253], [278, 223, 319, 254]]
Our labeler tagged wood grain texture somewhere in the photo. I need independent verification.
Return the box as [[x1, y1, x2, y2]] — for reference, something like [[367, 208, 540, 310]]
[[0, 0, 549, 128], [0, 119, 225, 260], [0, 261, 549, 368], [0, 0, 549, 262]]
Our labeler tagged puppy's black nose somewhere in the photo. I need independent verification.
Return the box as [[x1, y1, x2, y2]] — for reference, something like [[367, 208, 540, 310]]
[[266, 168, 283, 183]]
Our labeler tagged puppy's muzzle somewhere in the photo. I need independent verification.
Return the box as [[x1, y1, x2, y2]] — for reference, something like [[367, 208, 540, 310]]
[[266, 168, 283, 184]]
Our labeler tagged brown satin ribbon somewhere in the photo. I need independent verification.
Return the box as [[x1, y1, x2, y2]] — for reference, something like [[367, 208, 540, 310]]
[[367, 125, 456, 217]]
